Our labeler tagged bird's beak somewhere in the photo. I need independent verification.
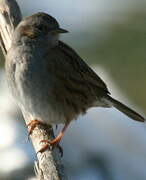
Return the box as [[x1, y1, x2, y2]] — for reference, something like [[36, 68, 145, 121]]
[[55, 28, 68, 33]]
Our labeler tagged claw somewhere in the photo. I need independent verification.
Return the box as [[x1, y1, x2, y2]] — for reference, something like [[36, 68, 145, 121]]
[[37, 122, 70, 156], [37, 139, 63, 157], [27, 119, 42, 136]]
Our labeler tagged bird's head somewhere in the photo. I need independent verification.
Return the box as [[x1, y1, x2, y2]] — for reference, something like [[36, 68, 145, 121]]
[[13, 12, 68, 46]]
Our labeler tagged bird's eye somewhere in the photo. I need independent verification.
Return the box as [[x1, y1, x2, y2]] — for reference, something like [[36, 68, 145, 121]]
[[36, 25, 49, 35], [37, 26, 44, 31]]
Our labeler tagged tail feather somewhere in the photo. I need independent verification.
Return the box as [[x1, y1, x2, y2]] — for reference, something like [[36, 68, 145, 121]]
[[105, 95, 145, 122]]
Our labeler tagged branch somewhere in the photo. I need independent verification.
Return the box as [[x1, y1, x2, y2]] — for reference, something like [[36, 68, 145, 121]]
[[0, 0, 67, 179], [0, 0, 21, 54]]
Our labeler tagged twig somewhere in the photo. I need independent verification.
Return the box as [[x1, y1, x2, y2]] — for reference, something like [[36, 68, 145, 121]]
[[0, 0, 67, 179]]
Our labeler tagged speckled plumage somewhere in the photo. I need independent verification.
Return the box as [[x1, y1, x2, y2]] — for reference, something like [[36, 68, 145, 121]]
[[5, 12, 145, 127]]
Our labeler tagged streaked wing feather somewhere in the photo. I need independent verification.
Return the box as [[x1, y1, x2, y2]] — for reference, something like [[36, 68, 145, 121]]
[[45, 41, 110, 119], [58, 41, 110, 94]]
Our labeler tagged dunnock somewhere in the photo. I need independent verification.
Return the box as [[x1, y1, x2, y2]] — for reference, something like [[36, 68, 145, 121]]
[[5, 12, 145, 152]]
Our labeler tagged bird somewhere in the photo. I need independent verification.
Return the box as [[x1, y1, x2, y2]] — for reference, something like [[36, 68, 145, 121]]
[[5, 12, 145, 153]]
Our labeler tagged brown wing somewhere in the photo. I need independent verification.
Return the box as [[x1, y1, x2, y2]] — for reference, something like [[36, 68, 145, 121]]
[[45, 41, 110, 120], [58, 41, 110, 94]]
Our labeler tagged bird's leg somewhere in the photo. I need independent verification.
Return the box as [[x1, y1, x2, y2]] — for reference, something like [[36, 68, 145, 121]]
[[38, 121, 70, 155], [27, 119, 42, 136]]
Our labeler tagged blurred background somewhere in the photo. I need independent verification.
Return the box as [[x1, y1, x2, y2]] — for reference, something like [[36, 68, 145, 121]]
[[0, 0, 146, 179]]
